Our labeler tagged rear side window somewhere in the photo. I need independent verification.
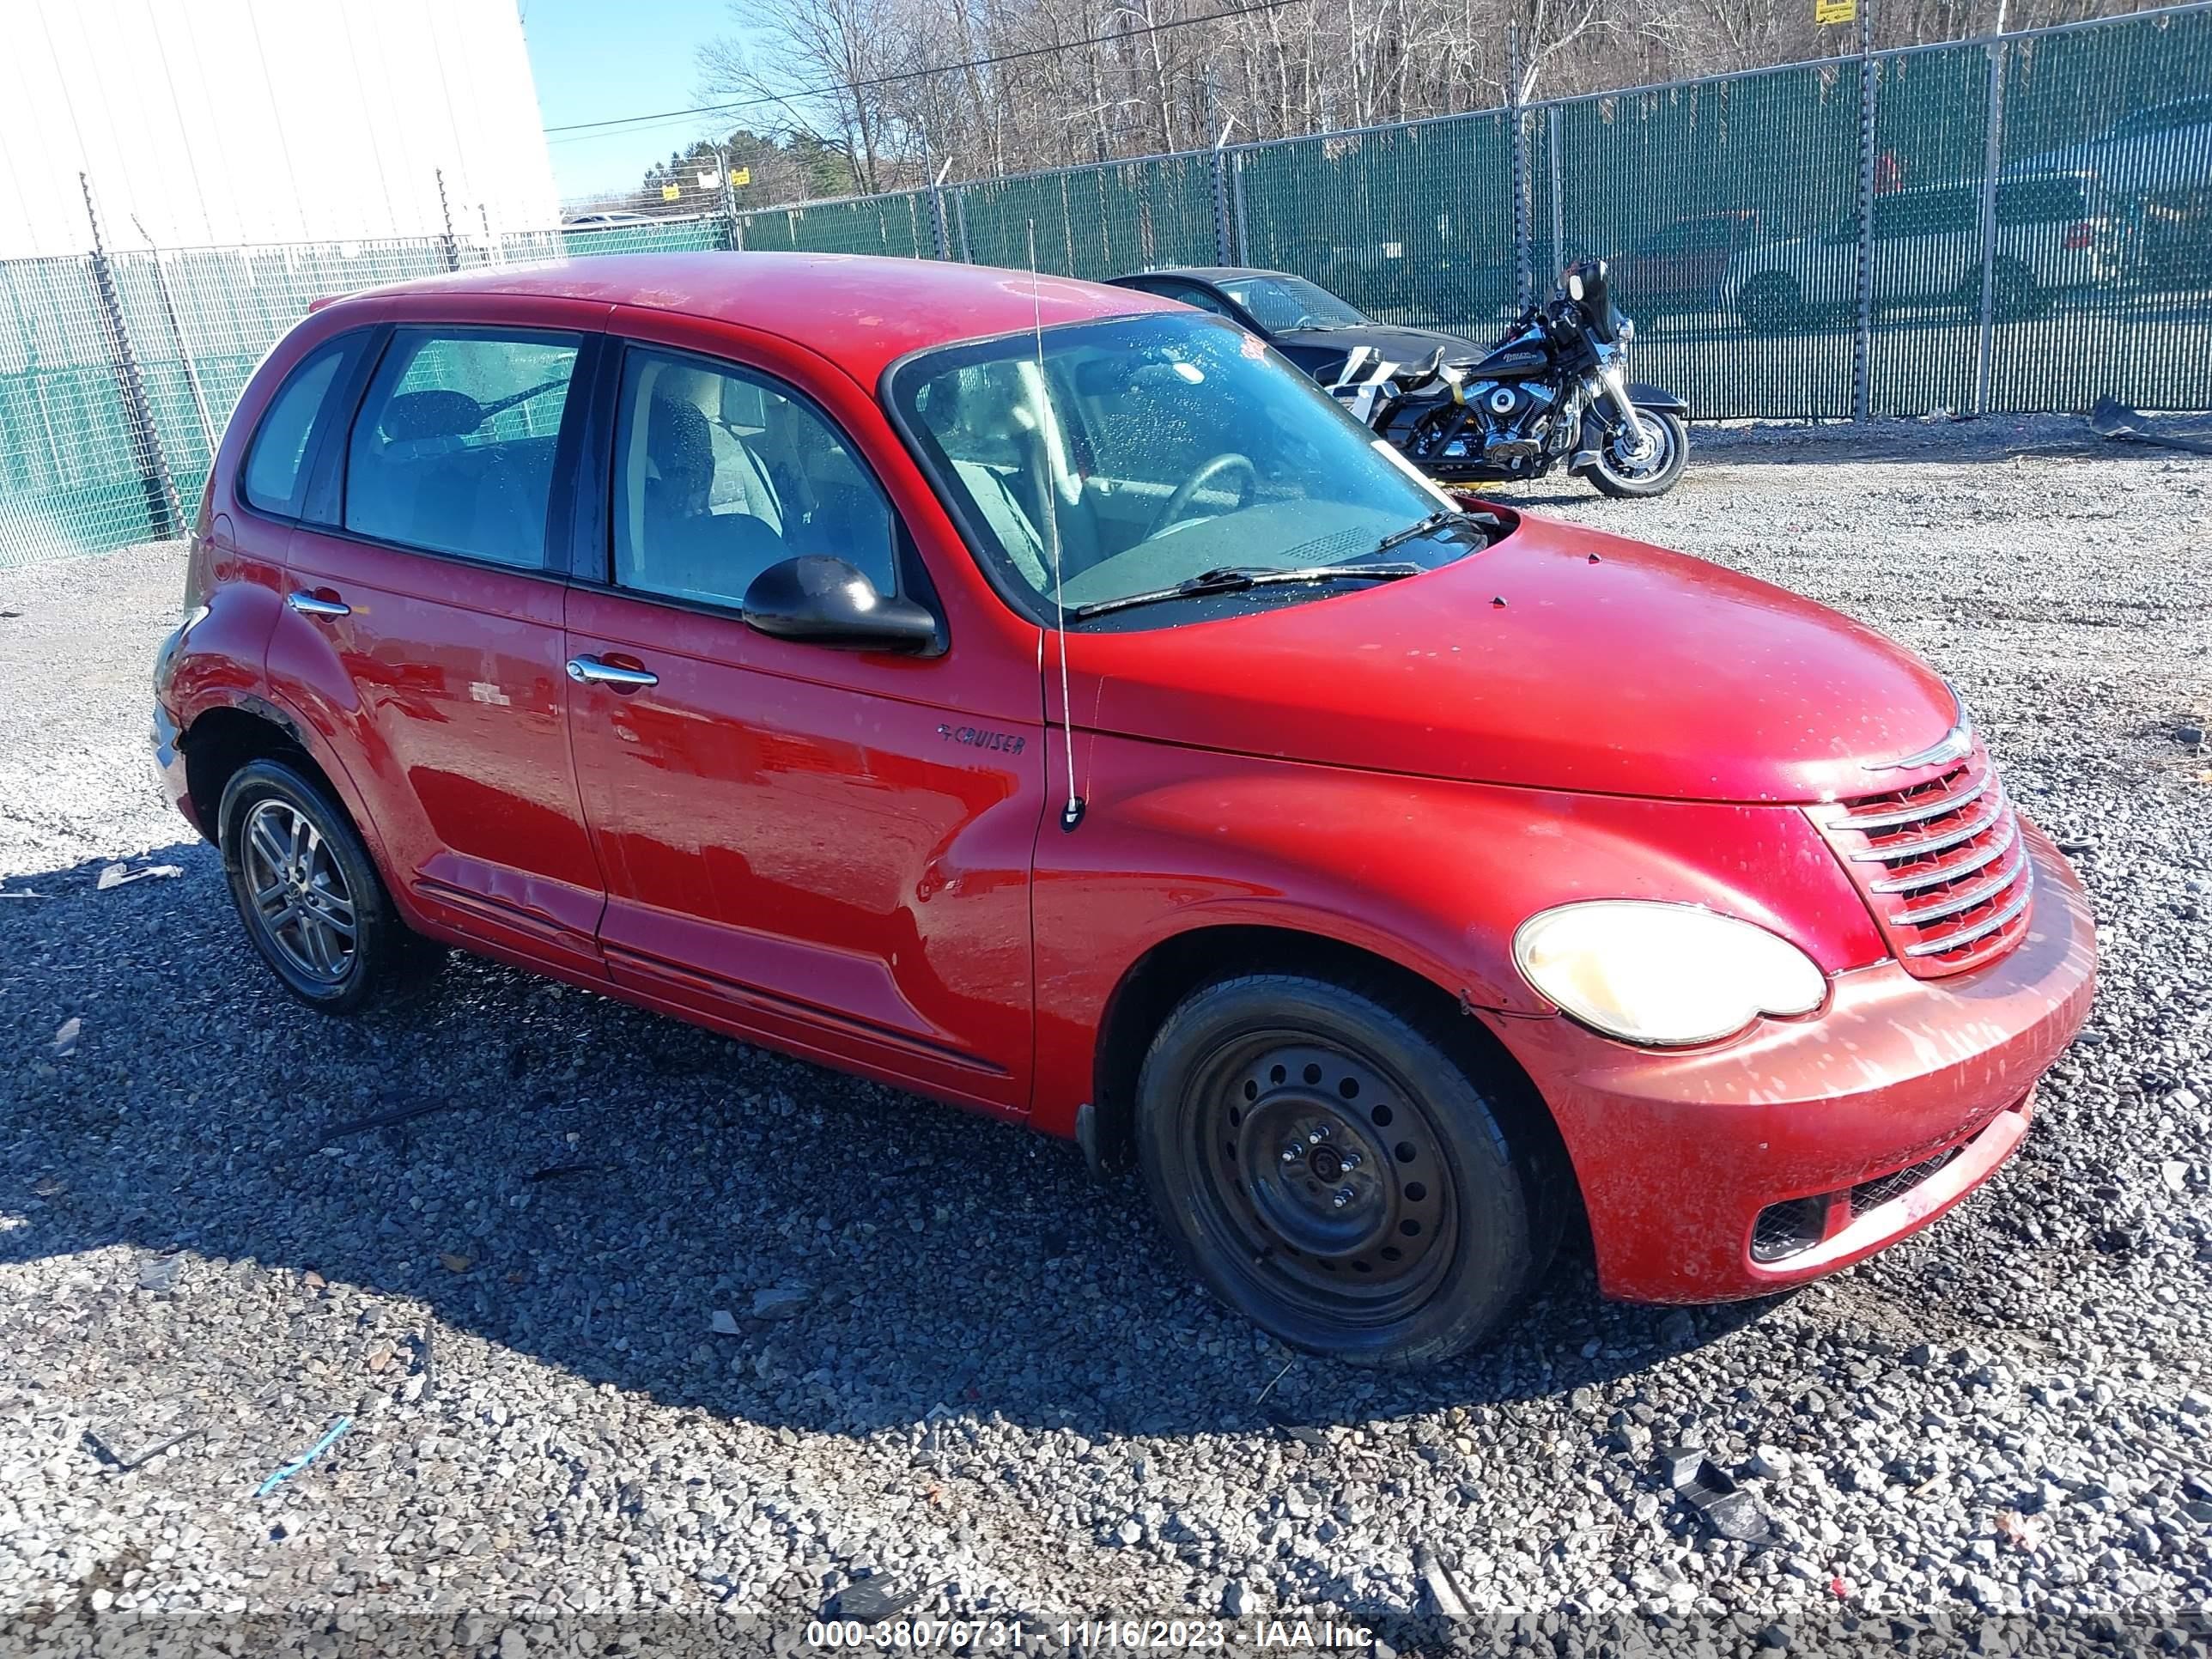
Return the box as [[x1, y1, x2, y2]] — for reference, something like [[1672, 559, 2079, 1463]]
[[242, 343, 348, 514], [343, 330, 581, 568]]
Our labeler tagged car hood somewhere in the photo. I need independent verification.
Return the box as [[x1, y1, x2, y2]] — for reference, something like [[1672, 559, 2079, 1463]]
[[1273, 323, 1483, 372], [1064, 513, 1958, 804]]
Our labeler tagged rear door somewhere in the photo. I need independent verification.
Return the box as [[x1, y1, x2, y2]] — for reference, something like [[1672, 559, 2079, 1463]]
[[267, 299, 612, 977], [560, 318, 1042, 1112]]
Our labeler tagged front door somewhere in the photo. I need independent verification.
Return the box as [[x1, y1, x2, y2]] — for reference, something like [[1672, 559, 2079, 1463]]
[[269, 313, 609, 977], [562, 337, 1042, 1111]]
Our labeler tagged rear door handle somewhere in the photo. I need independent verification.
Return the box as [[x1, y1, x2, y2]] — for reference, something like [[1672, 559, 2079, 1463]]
[[286, 590, 349, 618], [565, 655, 658, 689]]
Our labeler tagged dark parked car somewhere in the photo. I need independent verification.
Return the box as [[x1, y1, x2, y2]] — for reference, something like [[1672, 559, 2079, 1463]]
[[1106, 265, 1481, 381], [1608, 210, 1767, 313]]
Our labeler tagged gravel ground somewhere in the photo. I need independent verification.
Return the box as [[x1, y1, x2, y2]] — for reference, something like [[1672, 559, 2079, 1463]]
[[1, 415, 2209, 1657]]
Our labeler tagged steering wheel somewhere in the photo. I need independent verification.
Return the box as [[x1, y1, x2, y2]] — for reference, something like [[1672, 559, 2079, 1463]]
[[1149, 452, 1255, 538]]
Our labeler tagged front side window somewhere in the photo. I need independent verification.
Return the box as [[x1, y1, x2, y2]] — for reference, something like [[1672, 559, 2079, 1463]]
[[1215, 275, 1367, 331], [612, 348, 897, 611], [242, 342, 349, 515], [343, 330, 580, 568], [892, 312, 1469, 629]]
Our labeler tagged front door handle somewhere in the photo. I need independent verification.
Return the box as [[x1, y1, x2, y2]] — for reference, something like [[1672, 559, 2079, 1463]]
[[286, 589, 350, 618], [565, 655, 658, 689]]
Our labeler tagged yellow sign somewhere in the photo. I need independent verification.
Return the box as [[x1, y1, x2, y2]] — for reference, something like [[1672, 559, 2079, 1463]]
[[730, 167, 751, 189], [1816, 0, 1855, 22], [661, 183, 682, 202]]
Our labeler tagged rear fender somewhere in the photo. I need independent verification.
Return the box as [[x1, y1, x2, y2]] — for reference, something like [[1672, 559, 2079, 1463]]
[[178, 687, 406, 924]]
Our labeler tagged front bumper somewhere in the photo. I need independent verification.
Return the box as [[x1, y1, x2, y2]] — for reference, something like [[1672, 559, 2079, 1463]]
[[151, 695, 204, 839], [1486, 817, 2096, 1303]]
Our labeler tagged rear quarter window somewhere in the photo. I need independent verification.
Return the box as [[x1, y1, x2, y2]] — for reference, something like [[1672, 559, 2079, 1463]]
[[241, 343, 350, 516]]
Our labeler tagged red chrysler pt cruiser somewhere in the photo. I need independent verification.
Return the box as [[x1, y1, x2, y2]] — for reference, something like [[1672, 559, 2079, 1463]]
[[153, 253, 2095, 1366]]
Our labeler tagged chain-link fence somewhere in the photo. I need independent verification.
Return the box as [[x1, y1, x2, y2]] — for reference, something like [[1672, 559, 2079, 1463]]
[[5, 3, 2209, 568]]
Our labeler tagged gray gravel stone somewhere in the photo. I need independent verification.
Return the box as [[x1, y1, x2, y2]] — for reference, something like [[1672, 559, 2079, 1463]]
[[0, 416, 2207, 1648]]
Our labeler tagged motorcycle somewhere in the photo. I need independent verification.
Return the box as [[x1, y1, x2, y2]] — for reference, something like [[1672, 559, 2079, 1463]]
[[1331, 258, 1691, 500]]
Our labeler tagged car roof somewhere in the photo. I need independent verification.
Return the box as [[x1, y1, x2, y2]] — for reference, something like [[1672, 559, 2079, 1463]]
[[329, 252, 1173, 385]]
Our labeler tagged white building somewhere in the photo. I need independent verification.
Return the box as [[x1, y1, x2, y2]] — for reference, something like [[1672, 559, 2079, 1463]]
[[0, 0, 561, 258]]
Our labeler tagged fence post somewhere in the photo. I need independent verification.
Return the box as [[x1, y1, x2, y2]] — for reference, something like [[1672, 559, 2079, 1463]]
[[435, 168, 459, 274], [719, 145, 741, 251], [80, 173, 179, 540], [1972, 34, 2008, 416], [954, 188, 973, 263], [1547, 105, 1565, 283], [1230, 151, 1250, 264], [1211, 127, 1236, 265], [928, 159, 955, 260], [1851, 4, 1876, 422], [1508, 27, 1533, 312], [131, 222, 216, 460]]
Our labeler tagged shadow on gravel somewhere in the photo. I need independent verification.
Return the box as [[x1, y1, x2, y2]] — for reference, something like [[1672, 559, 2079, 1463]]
[[3, 847, 1789, 1443]]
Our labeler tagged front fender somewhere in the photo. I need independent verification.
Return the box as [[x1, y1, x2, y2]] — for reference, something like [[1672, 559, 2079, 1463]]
[[1626, 380, 1688, 414], [1030, 733, 1885, 1136]]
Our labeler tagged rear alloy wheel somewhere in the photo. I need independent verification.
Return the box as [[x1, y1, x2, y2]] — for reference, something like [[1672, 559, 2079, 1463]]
[[218, 758, 434, 1012], [241, 798, 357, 985], [1136, 974, 1561, 1368]]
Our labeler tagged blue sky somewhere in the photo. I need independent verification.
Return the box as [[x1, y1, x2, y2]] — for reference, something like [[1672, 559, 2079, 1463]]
[[520, 0, 755, 202]]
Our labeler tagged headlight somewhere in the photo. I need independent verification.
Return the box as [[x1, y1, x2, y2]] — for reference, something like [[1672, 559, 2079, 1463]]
[[1512, 901, 1826, 1047]]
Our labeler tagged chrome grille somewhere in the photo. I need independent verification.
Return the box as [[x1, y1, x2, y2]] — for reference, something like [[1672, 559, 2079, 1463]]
[[1814, 744, 2033, 979]]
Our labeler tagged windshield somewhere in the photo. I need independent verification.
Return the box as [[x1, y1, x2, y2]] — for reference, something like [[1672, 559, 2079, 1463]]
[[1215, 275, 1368, 331], [890, 312, 1478, 629]]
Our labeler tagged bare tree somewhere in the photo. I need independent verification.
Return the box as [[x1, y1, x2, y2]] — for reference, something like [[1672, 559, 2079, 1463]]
[[686, 0, 2158, 199]]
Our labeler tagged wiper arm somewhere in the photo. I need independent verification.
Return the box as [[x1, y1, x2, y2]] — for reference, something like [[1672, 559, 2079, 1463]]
[[1370, 507, 1499, 558], [1068, 562, 1423, 622]]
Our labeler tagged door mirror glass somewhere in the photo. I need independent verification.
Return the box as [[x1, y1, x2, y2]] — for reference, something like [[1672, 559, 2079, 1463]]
[[740, 555, 939, 652]]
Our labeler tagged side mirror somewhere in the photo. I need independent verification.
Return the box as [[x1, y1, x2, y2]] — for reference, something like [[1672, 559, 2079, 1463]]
[[740, 555, 939, 653]]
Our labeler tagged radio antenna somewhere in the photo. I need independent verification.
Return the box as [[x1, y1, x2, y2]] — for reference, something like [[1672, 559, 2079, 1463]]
[[1029, 220, 1085, 832]]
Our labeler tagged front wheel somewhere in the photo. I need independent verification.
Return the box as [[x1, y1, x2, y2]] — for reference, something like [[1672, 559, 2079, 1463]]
[[1586, 409, 1689, 499], [1133, 974, 1563, 1368]]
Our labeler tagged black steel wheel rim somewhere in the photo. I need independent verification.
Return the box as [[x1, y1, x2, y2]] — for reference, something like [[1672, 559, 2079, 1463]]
[[1188, 1032, 1457, 1327]]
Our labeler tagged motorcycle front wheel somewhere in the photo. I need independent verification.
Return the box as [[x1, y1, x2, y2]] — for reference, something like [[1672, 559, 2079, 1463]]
[[1587, 409, 1688, 499]]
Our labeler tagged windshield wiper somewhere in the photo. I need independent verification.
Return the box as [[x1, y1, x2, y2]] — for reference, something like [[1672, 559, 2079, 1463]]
[[1370, 507, 1499, 559], [1067, 562, 1423, 622]]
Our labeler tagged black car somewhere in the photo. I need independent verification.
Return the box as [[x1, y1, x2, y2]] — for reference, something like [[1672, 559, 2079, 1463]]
[[1105, 266, 1480, 384]]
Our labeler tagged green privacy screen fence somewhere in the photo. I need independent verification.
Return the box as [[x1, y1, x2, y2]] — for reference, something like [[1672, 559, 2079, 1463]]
[[5, 3, 2209, 568]]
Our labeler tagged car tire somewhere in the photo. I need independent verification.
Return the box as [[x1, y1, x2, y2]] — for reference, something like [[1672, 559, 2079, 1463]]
[[1737, 275, 1803, 335], [1990, 258, 2045, 322], [1133, 972, 1565, 1368], [217, 758, 435, 1013]]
